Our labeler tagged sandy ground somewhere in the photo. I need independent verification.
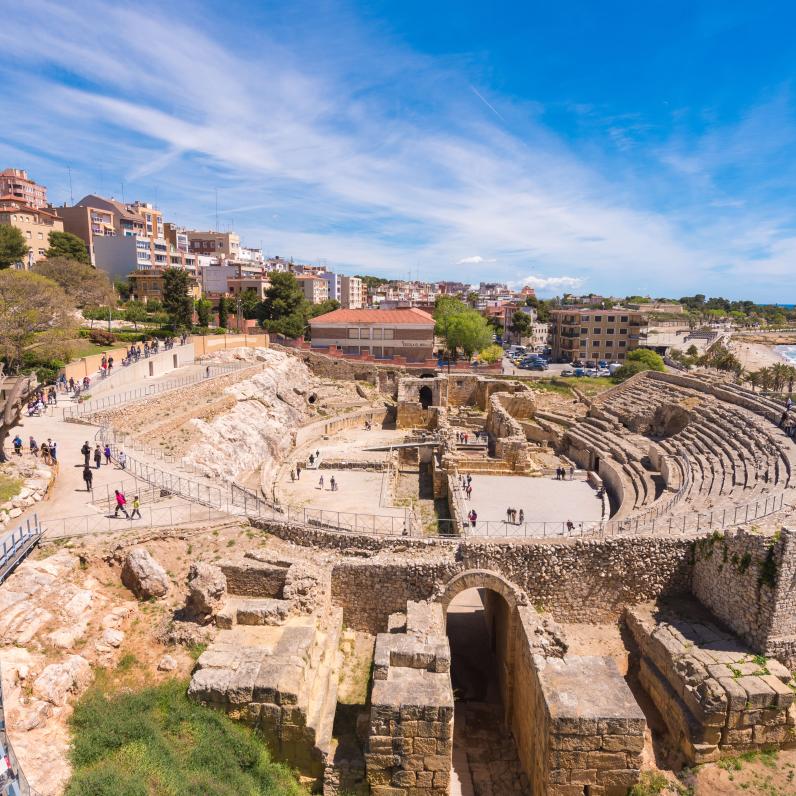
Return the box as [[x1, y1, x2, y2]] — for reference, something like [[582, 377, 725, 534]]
[[727, 340, 791, 371]]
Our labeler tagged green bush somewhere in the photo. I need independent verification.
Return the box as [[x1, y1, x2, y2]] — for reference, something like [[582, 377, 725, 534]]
[[66, 679, 307, 796]]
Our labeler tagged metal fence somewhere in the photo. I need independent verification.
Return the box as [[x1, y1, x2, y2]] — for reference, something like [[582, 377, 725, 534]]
[[0, 660, 37, 796], [0, 516, 43, 586], [62, 360, 255, 420]]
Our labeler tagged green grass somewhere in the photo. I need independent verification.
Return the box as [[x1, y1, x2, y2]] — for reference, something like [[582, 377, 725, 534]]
[[65, 678, 307, 796], [0, 475, 22, 504], [70, 339, 121, 358]]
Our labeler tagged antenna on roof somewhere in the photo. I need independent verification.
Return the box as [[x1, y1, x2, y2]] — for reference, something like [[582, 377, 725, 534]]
[[67, 166, 74, 204]]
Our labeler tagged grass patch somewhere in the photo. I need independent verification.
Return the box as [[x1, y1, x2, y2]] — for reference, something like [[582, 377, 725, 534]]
[[66, 678, 307, 796], [0, 475, 23, 504]]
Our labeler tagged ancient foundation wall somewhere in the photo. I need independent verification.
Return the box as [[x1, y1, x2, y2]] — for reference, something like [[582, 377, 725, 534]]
[[692, 528, 796, 666]]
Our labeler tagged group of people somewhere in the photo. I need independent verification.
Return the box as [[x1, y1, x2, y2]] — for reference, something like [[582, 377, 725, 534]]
[[459, 472, 473, 499], [113, 489, 141, 519], [505, 507, 525, 524], [455, 430, 485, 444], [289, 463, 303, 481], [12, 435, 58, 465], [554, 465, 575, 480], [779, 398, 796, 438], [318, 474, 339, 491]]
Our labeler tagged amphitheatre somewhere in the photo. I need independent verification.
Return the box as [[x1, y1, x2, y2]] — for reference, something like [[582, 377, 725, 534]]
[[1, 336, 796, 795]]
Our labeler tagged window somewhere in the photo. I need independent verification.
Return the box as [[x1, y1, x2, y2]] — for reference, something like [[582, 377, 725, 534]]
[[618, 352, 626, 359], [37, 232, 43, 239], [580, 340, 587, 347], [620, 315, 628, 322], [619, 341, 627, 347], [620, 328, 628, 335], [580, 327, 588, 334], [593, 315, 602, 321], [384, 329, 394, 339], [605, 341, 613, 347], [607, 315, 615, 321], [606, 328, 614, 334], [26, 231, 31, 238], [348, 328, 359, 339]]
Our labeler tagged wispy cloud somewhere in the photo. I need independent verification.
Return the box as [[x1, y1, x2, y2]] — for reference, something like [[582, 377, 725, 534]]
[[515, 275, 585, 294], [1, 1, 795, 299]]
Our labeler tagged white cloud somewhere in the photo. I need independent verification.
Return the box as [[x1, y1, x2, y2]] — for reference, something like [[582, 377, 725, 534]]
[[516, 275, 585, 293], [457, 255, 497, 264]]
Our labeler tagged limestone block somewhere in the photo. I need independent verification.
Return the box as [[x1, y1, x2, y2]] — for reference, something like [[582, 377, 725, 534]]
[[226, 659, 261, 705], [759, 675, 794, 709], [718, 677, 749, 712], [157, 655, 178, 671], [736, 676, 776, 709], [587, 751, 627, 770], [121, 547, 170, 599], [551, 735, 602, 751], [101, 628, 124, 648], [187, 666, 232, 703], [32, 655, 92, 706], [185, 563, 227, 618], [601, 734, 645, 753], [596, 769, 641, 787]]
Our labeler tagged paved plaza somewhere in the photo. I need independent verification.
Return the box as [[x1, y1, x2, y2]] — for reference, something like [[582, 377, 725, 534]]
[[461, 474, 603, 525]]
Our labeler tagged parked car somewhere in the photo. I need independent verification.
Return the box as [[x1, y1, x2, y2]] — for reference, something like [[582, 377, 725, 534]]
[[560, 368, 574, 376], [573, 368, 586, 377], [585, 360, 597, 369], [528, 363, 549, 371], [572, 359, 585, 367], [597, 360, 608, 369]]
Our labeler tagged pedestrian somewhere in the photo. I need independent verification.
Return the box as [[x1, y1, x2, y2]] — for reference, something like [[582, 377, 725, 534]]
[[107, 356, 114, 372], [94, 444, 102, 469], [506, 507, 512, 523], [330, 475, 337, 491], [468, 509, 477, 528], [104, 444, 112, 465], [296, 463, 301, 480], [12, 435, 22, 456], [118, 450, 127, 470], [309, 453, 315, 466], [81, 440, 91, 467], [40, 440, 50, 465], [29, 436, 38, 457], [114, 490, 129, 518], [518, 509, 524, 524], [788, 397, 794, 411], [319, 475, 324, 489], [130, 495, 142, 519], [566, 519, 574, 533], [466, 473, 472, 485], [569, 465, 575, 480], [83, 466, 93, 492], [49, 439, 57, 462], [206, 365, 210, 378], [290, 469, 296, 482], [466, 484, 472, 499]]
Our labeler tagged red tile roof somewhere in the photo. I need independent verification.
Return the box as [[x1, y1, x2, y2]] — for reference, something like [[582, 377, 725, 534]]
[[309, 308, 435, 325]]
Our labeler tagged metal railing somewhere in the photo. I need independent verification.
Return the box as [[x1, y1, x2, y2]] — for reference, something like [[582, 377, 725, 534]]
[[0, 516, 43, 586], [0, 662, 37, 796], [62, 360, 255, 420]]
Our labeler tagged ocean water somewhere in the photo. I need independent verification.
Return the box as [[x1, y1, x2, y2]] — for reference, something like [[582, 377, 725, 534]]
[[775, 345, 796, 364]]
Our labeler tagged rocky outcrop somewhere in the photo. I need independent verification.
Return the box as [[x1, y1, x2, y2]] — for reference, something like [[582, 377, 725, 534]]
[[32, 655, 92, 707], [121, 547, 170, 599], [185, 563, 227, 620]]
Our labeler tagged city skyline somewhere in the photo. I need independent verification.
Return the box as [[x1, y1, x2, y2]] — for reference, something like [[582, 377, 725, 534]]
[[2, 1, 796, 300]]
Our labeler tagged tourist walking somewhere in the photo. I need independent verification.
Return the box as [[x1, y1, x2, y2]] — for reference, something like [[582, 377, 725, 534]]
[[569, 465, 575, 480], [518, 509, 524, 524], [94, 444, 102, 469], [468, 509, 477, 528], [318, 475, 324, 490], [330, 475, 337, 491], [12, 436, 22, 456], [118, 450, 127, 470], [296, 463, 301, 480], [104, 444, 112, 465], [290, 469, 295, 482], [40, 441, 50, 465], [81, 441, 91, 467], [49, 439, 57, 462], [82, 466, 93, 492], [114, 490, 129, 518], [566, 519, 574, 533], [29, 437, 38, 457], [130, 495, 142, 520]]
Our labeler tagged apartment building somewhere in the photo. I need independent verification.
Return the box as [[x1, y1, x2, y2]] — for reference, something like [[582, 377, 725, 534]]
[[549, 308, 645, 362], [128, 269, 202, 303], [186, 230, 240, 260], [0, 197, 64, 265], [340, 275, 364, 309], [319, 272, 342, 303], [295, 274, 329, 304], [0, 169, 48, 209], [309, 308, 435, 362]]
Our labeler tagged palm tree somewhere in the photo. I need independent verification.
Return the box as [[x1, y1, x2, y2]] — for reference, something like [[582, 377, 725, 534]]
[[758, 367, 774, 393], [746, 370, 761, 392]]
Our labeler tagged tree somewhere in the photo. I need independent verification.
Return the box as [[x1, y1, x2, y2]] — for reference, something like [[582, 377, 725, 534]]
[[308, 299, 340, 318], [195, 298, 212, 327], [33, 257, 114, 307], [161, 268, 194, 330], [0, 364, 37, 462], [238, 289, 260, 320], [433, 296, 491, 359], [0, 225, 29, 269], [218, 296, 229, 328], [45, 231, 89, 263], [123, 301, 148, 331], [258, 273, 311, 338], [509, 311, 532, 342], [0, 270, 76, 369], [478, 344, 504, 364], [114, 279, 132, 302], [612, 349, 665, 382]]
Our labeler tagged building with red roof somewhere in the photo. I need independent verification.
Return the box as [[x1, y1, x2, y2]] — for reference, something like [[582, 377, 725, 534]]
[[308, 307, 435, 362]]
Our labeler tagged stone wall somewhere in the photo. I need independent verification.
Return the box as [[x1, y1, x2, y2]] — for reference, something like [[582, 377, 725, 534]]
[[485, 393, 532, 471], [692, 527, 796, 666], [219, 559, 288, 598]]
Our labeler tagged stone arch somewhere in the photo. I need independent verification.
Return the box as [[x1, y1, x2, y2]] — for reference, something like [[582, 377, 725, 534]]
[[419, 384, 433, 409], [436, 569, 527, 616]]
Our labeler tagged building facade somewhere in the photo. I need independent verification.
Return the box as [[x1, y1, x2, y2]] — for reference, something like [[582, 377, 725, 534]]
[[0, 169, 47, 209], [186, 230, 241, 260], [549, 308, 645, 362], [340, 275, 364, 309], [308, 308, 435, 362], [295, 274, 329, 304], [0, 198, 63, 266]]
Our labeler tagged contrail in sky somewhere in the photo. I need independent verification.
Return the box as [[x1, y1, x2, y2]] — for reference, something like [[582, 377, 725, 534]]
[[470, 85, 506, 122]]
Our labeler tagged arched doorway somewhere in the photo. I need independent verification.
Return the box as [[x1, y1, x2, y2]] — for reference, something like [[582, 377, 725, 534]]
[[418, 384, 433, 409], [441, 572, 530, 795]]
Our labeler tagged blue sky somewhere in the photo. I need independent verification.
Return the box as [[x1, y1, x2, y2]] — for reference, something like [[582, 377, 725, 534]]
[[1, 1, 795, 300]]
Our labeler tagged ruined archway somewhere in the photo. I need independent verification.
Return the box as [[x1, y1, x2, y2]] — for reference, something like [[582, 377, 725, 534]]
[[441, 571, 530, 794], [418, 384, 433, 409]]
